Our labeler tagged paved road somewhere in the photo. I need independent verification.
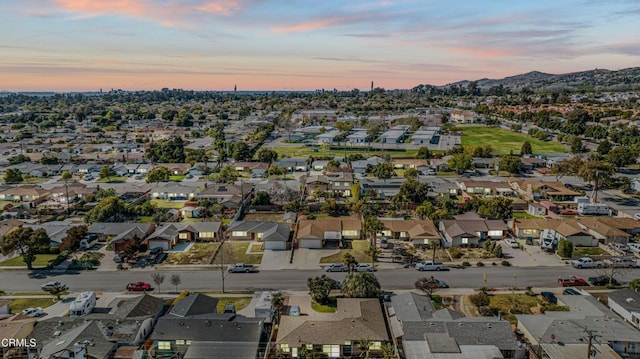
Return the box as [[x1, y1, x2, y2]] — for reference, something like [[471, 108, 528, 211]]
[[3, 267, 639, 293]]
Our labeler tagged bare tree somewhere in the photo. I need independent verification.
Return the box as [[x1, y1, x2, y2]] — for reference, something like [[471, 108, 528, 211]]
[[596, 255, 633, 285], [170, 274, 182, 293], [415, 276, 441, 298], [212, 241, 233, 293], [151, 272, 166, 294]]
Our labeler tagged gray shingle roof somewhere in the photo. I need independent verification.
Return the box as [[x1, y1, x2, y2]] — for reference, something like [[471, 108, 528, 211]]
[[170, 294, 218, 318]]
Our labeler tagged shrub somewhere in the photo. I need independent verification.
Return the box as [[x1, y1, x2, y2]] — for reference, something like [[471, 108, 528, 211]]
[[462, 261, 471, 267], [48, 247, 61, 254], [501, 260, 511, 266], [478, 306, 494, 316], [492, 262, 497, 266], [476, 261, 485, 267], [449, 247, 463, 259], [470, 291, 490, 307], [557, 239, 574, 258], [541, 304, 570, 313]]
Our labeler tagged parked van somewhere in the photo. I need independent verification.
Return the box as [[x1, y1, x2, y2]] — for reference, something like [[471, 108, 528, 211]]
[[70, 291, 96, 317]]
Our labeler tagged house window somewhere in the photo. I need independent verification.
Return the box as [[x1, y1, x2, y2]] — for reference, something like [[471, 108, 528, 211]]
[[232, 231, 247, 237], [256, 232, 264, 239], [342, 230, 358, 237], [291, 348, 297, 357], [186, 340, 191, 345], [176, 340, 185, 345], [488, 230, 502, 237], [157, 341, 171, 350], [280, 344, 290, 353], [399, 232, 408, 238], [322, 345, 340, 358], [522, 229, 537, 235], [371, 342, 382, 350], [179, 233, 189, 240], [306, 344, 313, 350], [461, 237, 469, 244], [199, 232, 215, 238]]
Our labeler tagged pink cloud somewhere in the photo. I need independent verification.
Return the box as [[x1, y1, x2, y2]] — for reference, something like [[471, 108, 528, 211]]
[[197, 0, 241, 16], [273, 19, 340, 33]]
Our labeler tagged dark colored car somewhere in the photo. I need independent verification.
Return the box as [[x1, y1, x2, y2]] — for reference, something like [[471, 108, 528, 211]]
[[127, 281, 152, 291], [331, 280, 341, 289], [563, 288, 582, 295], [150, 247, 163, 256], [588, 275, 620, 286], [154, 252, 168, 264], [541, 291, 557, 304]]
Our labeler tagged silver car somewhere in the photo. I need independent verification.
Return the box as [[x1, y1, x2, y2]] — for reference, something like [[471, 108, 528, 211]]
[[324, 263, 349, 272], [355, 264, 374, 272]]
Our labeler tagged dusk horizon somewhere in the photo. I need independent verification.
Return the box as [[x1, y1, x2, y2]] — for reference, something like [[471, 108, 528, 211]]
[[2, 0, 639, 91]]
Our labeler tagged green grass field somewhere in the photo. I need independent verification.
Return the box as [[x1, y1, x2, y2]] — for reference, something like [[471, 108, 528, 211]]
[[461, 126, 567, 154], [0, 254, 58, 267]]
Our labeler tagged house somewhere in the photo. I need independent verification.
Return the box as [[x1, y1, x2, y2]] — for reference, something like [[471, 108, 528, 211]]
[[305, 175, 329, 194], [516, 295, 640, 358], [527, 203, 547, 217], [232, 161, 269, 177], [579, 217, 640, 245], [347, 130, 370, 145], [539, 343, 621, 359], [379, 218, 440, 247], [25, 220, 84, 247], [275, 158, 309, 172], [457, 179, 515, 197], [155, 163, 192, 175], [146, 222, 222, 250], [226, 221, 291, 250], [0, 315, 36, 356], [150, 183, 199, 201], [151, 294, 266, 359], [450, 110, 475, 124], [317, 130, 340, 144], [327, 172, 354, 197], [31, 294, 166, 359], [379, 126, 409, 144], [351, 156, 385, 175], [88, 222, 155, 251], [509, 178, 581, 202], [198, 182, 253, 208], [388, 292, 521, 359], [511, 218, 598, 246], [0, 185, 49, 205], [439, 219, 495, 247], [410, 128, 438, 145], [276, 298, 390, 358], [359, 177, 406, 199], [113, 163, 139, 176], [631, 178, 640, 192], [296, 217, 362, 249], [390, 158, 430, 170], [48, 182, 95, 204], [608, 288, 640, 329]]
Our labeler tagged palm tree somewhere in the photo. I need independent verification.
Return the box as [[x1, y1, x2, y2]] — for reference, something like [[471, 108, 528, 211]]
[[363, 216, 384, 265], [381, 343, 396, 359], [61, 171, 72, 215], [356, 338, 372, 359], [271, 292, 285, 318], [406, 246, 417, 266], [343, 252, 358, 274]]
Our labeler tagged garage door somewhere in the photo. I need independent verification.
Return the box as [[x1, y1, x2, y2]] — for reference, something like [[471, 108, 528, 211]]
[[149, 241, 169, 250], [264, 241, 286, 251], [300, 239, 322, 249]]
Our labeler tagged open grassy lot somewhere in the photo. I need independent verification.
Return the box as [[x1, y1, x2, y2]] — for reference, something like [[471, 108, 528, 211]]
[[22, 176, 48, 184], [320, 240, 370, 264], [0, 254, 57, 267], [573, 247, 607, 256], [166, 243, 219, 265], [215, 296, 252, 313], [9, 298, 55, 313], [461, 126, 567, 154], [488, 294, 543, 324], [150, 199, 186, 209], [219, 242, 263, 264], [97, 176, 127, 183]]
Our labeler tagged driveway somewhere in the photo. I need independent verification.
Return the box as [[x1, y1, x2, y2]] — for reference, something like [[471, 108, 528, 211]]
[[500, 240, 566, 267], [260, 248, 340, 270]]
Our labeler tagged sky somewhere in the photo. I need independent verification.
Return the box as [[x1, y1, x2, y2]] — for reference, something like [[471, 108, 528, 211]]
[[1, 0, 639, 91]]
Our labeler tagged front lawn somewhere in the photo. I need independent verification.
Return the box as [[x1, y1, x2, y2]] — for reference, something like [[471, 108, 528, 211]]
[[488, 294, 542, 324], [97, 176, 127, 183], [573, 247, 607, 256], [512, 212, 540, 219], [0, 254, 58, 267], [9, 298, 55, 313], [166, 243, 219, 265], [150, 199, 187, 209], [218, 242, 263, 264], [169, 175, 185, 182], [461, 126, 567, 154], [215, 297, 252, 313], [311, 297, 337, 313], [320, 240, 370, 264]]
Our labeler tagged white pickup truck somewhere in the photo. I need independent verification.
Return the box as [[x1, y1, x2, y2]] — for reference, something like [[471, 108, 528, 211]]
[[603, 257, 639, 268], [227, 263, 255, 273], [415, 261, 444, 271], [571, 257, 604, 269]]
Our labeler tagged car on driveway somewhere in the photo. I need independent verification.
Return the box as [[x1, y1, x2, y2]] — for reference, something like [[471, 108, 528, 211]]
[[504, 238, 519, 248], [21, 307, 43, 317], [355, 264, 374, 272], [41, 281, 68, 292], [540, 292, 557, 304], [126, 281, 152, 291], [563, 288, 583, 295], [558, 276, 588, 287], [588, 275, 620, 286], [324, 263, 349, 272]]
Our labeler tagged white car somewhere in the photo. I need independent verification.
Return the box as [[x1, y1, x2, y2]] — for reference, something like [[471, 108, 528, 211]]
[[21, 307, 43, 317], [628, 243, 640, 254], [355, 264, 374, 272], [504, 238, 519, 248], [634, 213, 640, 220], [41, 281, 68, 292]]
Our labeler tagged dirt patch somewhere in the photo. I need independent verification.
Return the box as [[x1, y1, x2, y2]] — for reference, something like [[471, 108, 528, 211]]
[[241, 212, 286, 222]]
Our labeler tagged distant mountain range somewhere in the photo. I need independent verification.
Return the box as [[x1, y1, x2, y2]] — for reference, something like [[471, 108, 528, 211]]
[[437, 67, 640, 92]]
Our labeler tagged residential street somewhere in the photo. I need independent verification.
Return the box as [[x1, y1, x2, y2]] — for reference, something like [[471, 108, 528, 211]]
[[2, 266, 637, 293]]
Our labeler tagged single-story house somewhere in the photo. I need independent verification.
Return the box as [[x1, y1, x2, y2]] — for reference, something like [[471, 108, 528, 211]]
[[608, 288, 640, 330], [226, 221, 292, 250], [296, 217, 362, 249], [378, 218, 440, 247]]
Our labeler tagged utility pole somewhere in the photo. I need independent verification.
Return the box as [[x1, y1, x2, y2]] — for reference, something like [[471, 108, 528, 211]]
[[584, 328, 601, 359]]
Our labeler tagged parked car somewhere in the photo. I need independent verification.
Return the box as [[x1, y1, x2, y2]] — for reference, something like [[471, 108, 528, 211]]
[[324, 263, 349, 272], [588, 275, 620, 286], [227, 263, 255, 273], [41, 281, 68, 292], [289, 305, 300, 316], [21, 307, 43, 317], [540, 292, 557, 304], [571, 257, 604, 269], [604, 257, 638, 268], [223, 304, 236, 314], [558, 276, 589, 287], [83, 174, 93, 181], [435, 279, 449, 288], [154, 252, 168, 264], [415, 261, 444, 271], [628, 243, 640, 254], [355, 264, 374, 272], [126, 281, 152, 291], [634, 213, 640, 220], [331, 280, 341, 289], [113, 254, 123, 263], [563, 288, 582, 295], [504, 238, 519, 248], [150, 247, 163, 256]]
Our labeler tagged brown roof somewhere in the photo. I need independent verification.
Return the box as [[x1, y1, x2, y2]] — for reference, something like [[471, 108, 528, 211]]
[[578, 218, 631, 238], [0, 185, 49, 197], [296, 218, 361, 239], [0, 219, 25, 238], [381, 219, 439, 238], [277, 298, 389, 346], [595, 217, 640, 231], [515, 218, 588, 236]]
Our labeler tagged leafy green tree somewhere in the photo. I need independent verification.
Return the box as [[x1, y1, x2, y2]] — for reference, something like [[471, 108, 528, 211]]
[[147, 136, 185, 163], [232, 142, 252, 161], [577, 160, 614, 188], [416, 147, 432, 159], [448, 153, 473, 174], [307, 275, 334, 304], [365, 244, 382, 263], [570, 137, 586, 154], [252, 191, 271, 205], [470, 291, 490, 308], [270, 292, 285, 315], [59, 225, 88, 252], [0, 228, 50, 270], [84, 197, 128, 224], [8, 154, 31, 165], [371, 163, 395, 180], [146, 167, 171, 184], [557, 239, 574, 258], [416, 201, 435, 219], [521, 141, 533, 155], [476, 196, 513, 220], [550, 157, 584, 181], [498, 156, 522, 175], [342, 272, 381, 298], [630, 279, 640, 292], [61, 171, 72, 181], [4, 168, 23, 184], [47, 283, 68, 301], [40, 156, 60, 165], [321, 199, 340, 216], [597, 139, 613, 156], [256, 147, 278, 163], [99, 166, 116, 181], [343, 252, 358, 273], [404, 167, 418, 179], [212, 165, 240, 183], [334, 121, 353, 132], [606, 146, 638, 169]]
